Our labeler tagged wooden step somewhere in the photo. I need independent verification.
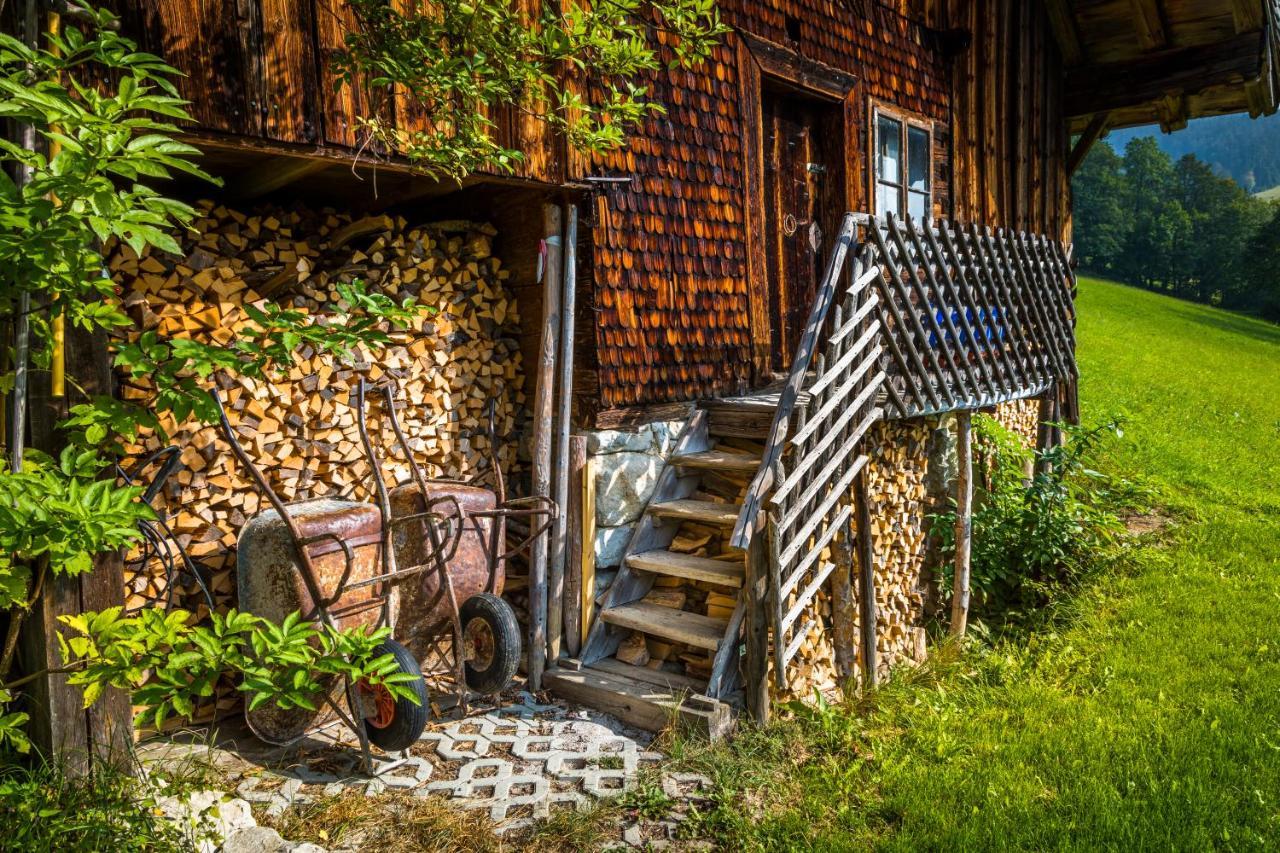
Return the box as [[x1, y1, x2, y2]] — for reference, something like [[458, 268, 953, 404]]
[[626, 550, 744, 587], [670, 448, 762, 473], [601, 602, 728, 650], [589, 657, 707, 694], [647, 499, 741, 527], [543, 664, 732, 736]]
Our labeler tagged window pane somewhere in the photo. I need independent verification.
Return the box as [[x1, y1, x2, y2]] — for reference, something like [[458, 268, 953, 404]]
[[878, 183, 902, 218], [908, 126, 930, 192], [908, 190, 928, 221], [877, 115, 902, 183]]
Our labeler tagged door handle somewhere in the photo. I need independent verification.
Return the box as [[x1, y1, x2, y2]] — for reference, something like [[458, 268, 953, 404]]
[[782, 213, 811, 236]]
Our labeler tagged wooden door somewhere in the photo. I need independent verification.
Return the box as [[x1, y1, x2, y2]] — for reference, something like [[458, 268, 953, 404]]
[[763, 93, 841, 373]]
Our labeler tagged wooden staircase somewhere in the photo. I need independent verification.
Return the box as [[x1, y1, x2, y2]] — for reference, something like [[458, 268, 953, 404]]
[[549, 213, 889, 733], [544, 406, 768, 738]]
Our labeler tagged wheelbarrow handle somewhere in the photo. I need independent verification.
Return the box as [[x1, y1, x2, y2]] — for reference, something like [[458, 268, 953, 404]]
[[117, 445, 184, 506]]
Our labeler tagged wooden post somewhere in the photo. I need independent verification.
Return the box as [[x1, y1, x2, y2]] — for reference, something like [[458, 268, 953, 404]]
[[563, 435, 587, 657], [548, 203, 577, 665], [744, 531, 771, 724], [528, 203, 563, 690], [950, 411, 973, 638], [830, 516, 858, 685], [580, 454, 596, 649], [1035, 386, 1056, 476], [854, 469, 878, 688], [20, 326, 130, 769]]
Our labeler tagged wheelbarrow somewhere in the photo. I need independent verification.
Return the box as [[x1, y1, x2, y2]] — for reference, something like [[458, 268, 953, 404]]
[[210, 384, 456, 766], [358, 378, 557, 714]]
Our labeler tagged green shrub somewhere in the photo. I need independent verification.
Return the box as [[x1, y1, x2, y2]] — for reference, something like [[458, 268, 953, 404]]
[[934, 414, 1139, 621], [0, 760, 192, 852]]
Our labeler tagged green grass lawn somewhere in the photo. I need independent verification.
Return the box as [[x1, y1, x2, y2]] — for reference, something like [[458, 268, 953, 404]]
[[662, 278, 1280, 850]]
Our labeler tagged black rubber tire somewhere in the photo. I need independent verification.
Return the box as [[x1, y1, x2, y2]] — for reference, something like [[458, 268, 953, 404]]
[[360, 638, 429, 752], [461, 592, 522, 694]]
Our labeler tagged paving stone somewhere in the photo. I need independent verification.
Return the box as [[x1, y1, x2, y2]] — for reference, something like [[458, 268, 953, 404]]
[[223, 826, 288, 853]]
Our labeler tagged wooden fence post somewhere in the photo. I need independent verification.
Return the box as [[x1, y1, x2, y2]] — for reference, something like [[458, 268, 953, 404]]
[[744, 532, 771, 724], [950, 411, 973, 637], [855, 469, 878, 688], [528, 203, 563, 690], [563, 435, 587, 657]]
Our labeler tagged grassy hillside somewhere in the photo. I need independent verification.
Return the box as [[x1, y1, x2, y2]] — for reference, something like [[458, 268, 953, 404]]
[[656, 278, 1280, 849]]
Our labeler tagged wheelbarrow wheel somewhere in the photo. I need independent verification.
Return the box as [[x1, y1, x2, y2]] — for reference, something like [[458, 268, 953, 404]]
[[357, 638, 430, 752], [460, 593, 521, 694]]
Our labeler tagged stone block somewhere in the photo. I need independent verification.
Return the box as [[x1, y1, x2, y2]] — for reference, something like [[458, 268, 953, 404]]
[[595, 451, 665, 527], [594, 526, 633, 569]]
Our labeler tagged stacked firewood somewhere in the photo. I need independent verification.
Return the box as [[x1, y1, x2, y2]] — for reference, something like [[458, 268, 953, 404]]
[[994, 398, 1040, 446], [861, 419, 932, 679], [107, 201, 525, 631]]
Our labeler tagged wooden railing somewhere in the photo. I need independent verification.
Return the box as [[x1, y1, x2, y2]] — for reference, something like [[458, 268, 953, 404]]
[[730, 213, 886, 691], [858, 213, 1077, 419]]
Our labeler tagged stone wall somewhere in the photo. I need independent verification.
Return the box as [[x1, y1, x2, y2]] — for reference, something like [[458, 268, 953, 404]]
[[584, 417, 692, 580]]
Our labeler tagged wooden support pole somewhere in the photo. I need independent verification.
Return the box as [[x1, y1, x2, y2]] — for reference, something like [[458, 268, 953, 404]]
[[744, 532, 771, 724], [1035, 386, 1057, 476], [950, 411, 973, 638], [854, 469, 878, 688], [547, 203, 577, 666], [830, 516, 858, 685], [528, 203, 563, 690], [563, 434, 587, 658]]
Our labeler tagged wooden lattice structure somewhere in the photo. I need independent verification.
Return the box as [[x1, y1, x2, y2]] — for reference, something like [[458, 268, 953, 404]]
[[860, 214, 1078, 420]]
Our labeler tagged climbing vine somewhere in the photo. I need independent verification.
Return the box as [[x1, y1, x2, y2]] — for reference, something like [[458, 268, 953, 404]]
[[333, 0, 729, 179]]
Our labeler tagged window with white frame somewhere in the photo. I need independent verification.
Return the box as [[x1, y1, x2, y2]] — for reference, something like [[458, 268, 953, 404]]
[[874, 108, 932, 220]]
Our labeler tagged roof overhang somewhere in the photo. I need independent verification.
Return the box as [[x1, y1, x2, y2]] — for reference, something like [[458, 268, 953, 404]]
[[1050, 0, 1280, 134]]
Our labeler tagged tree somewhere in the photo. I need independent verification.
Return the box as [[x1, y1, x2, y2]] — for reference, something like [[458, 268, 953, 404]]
[[1072, 141, 1127, 272], [1236, 205, 1280, 320], [1119, 138, 1182, 289]]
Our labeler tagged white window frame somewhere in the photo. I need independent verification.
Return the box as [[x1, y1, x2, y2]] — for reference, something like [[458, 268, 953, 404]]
[[872, 103, 934, 221]]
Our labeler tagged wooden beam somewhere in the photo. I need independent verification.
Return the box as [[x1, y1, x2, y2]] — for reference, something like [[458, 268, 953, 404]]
[[1067, 111, 1111, 176], [1042, 0, 1085, 66], [1156, 90, 1188, 132], [854, 469, 877, 688], [1065, 30, 1266, 116], [1129, 0, 1168, 51], [527, 203, 563, 691], [225, 155, 329, 200], [1231, 0, 1265, 32]]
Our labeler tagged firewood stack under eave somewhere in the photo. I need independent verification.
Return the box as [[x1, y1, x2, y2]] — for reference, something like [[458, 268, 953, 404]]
[[862, 419, 932, 679], [106, 200, 526, 654], [995, 398, 1039, 446]]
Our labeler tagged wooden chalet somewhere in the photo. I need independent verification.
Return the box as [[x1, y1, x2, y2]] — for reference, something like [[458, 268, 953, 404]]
[[14, 0, 1279, 757]]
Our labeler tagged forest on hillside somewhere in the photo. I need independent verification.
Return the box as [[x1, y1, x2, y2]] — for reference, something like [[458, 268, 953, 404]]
[[1106, 113, 1280, 194], [1072, 138, 1280, 322]]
